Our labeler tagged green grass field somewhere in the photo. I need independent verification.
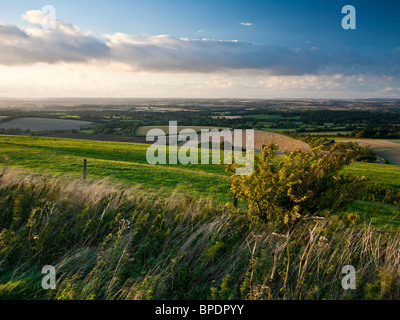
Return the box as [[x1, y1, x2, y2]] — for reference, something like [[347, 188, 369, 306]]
[[346, 201, 400, 230], [0, 135, 232, 203], [343, 161, 400, 189], [1, 134, 400, 207]]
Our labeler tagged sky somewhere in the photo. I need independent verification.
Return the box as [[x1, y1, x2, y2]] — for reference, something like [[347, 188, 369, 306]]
[[0, 0, 399, 99]]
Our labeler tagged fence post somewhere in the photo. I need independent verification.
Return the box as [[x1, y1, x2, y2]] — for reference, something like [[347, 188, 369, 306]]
[[82, 159, 87, 182], [233, 192, 238, 208]]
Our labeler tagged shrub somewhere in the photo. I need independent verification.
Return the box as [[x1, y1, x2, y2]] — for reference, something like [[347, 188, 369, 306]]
[[228, 143, 356, 231]]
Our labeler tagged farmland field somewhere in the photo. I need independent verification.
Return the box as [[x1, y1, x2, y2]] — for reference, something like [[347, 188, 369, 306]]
[[251, 130, 310, 152], [136, 126, 226, 137], [299, 131, 352, 136], [226, 130, 310, 153], [336, 139, 400, 165], [138, 127, 310, 153], [0, 117, 92, 132]]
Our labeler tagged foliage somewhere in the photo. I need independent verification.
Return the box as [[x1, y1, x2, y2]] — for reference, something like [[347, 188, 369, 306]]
[[0, 171, 400, 300], [228, 143, 357, 231]]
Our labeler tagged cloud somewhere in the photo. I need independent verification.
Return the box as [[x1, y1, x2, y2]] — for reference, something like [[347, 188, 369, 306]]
[[0, 10, 398, 78], [0, 10, 109, 66], [240, 22, 253, 26], [0, 24, 29, 43]]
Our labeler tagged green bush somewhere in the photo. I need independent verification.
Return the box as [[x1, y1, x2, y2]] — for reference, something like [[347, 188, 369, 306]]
[[228, 144, 357, 231]]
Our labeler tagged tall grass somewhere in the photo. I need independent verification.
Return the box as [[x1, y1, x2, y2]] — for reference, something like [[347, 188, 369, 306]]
[[1, 167, 400, 300]]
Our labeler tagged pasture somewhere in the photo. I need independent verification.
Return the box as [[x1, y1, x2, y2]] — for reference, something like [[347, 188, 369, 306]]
[[0, 135, 232, 203]]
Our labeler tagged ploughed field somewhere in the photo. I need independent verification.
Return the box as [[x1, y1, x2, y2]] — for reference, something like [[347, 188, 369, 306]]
[[0, 117, 92, 132], [179, 129, 311, 153], [252, 130, 310, 152], [139, 126, 310, 154]]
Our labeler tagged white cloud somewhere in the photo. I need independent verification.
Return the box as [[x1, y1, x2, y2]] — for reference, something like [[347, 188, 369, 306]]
[[240, 22, 253, 26], [0, 11, 108, 66], [0, 10, 398, 78]]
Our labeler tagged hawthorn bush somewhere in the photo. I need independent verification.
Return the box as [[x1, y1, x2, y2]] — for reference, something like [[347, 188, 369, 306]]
[[229, 143, 361, 231]]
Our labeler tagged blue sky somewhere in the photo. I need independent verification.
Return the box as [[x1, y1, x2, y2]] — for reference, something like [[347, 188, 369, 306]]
[[3, 0, 399, 49], [0, 0, 399, 98]]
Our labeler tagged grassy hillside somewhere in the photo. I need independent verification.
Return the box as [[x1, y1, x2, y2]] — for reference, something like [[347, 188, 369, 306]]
[[1, 135, 400, 204], [1, 171, 400, 300], [343, 162, 400, 190], [0, 135, 231, 203]]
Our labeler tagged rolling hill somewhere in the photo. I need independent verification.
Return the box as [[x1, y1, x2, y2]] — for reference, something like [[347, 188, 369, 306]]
[[0, 134, 400, 203]]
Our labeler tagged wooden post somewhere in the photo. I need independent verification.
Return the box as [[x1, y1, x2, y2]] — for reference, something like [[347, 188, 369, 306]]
[[82, 159, 87, 182], [233, 192, 238, 208]]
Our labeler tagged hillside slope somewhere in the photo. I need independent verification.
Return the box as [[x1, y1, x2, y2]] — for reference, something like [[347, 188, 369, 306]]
[[0, 135, 400, 204], [0, 171, 400, 300], [336, 139, 400, 165]]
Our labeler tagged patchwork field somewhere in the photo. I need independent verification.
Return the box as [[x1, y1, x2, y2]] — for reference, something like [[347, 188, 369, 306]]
[[0, 117, 92, 132]]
